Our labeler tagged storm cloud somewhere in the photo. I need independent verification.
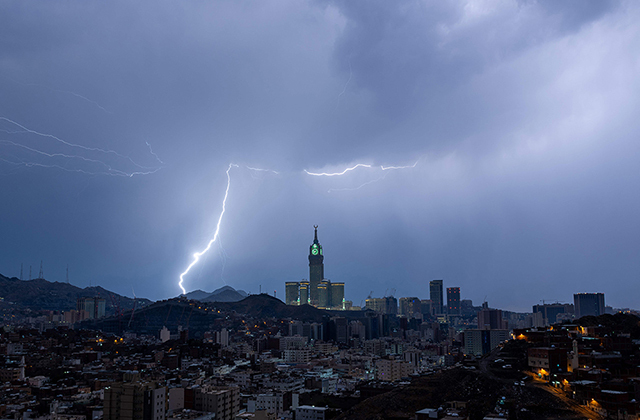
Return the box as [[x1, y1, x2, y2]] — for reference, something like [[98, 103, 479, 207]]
[[1, 0, 639, 311]]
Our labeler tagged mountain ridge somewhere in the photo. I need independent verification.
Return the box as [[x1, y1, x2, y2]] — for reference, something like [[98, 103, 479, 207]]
[[0, 273, 151, 313], [184, 285, 248, 302]]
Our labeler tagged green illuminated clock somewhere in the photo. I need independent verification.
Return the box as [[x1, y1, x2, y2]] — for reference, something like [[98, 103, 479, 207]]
[[312, 247, 319, 255]]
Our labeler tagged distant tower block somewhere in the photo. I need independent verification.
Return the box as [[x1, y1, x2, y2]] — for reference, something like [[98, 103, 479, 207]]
[[429, 280, 444, 315]]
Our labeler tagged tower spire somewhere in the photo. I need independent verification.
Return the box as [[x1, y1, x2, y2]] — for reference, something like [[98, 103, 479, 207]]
[[313, 225, 318, 244]]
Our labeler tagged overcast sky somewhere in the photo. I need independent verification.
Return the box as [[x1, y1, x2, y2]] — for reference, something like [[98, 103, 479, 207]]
[[1, 0, 639, 312]]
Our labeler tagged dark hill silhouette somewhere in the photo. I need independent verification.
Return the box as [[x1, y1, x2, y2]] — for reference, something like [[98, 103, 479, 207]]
[[0, 273, 151, 314], [81, 293, 333, 337], [212, 293, 329, 322], [184, 285, 248, 302]]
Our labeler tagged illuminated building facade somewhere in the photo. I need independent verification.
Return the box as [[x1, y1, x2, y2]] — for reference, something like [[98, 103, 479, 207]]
[[284, 227, 345, 309], [285, 282, 300, 305], [308, 225, 324, 305]]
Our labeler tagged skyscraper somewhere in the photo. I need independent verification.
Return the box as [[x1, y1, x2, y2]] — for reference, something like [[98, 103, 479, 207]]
[[308, 225, 324, 306], [318, 280, 331, 309], [399, 297, 421, 317], [574, 293, 605, 318], [330, 282, 345, 309], [446, 287, 460, 315], [429, 280, 443, 315], [285, 282, 300, 305], [299, 281, 310, 305], [478, 308, 506, 330]]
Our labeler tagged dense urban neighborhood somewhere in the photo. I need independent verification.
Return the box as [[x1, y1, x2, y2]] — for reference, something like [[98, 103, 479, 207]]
[[1, 274, 640, 420]]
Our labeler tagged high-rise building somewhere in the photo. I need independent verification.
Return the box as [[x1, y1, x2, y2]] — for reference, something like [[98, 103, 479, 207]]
[[299, 281, 310, 305], [365, 297, 398, 314], [532, 303, 574, 325], [77, 297, 95, 320], [463, 329, 509, 356], [285, 282, 300, 305], [308, 225, 324, 306], [285, 226, 346, 310], [478, 308, 506, 330], [96, 298, 106, 318], [429, 280, 444, 315], [77, 297, 105, 320], [574, 293, 605, 318], [446, 287, 461, 315], [318, 280, 331, 309], [330, 282, 344, 309], [420, 299, 432, 317], [399, 297, 421, 317]]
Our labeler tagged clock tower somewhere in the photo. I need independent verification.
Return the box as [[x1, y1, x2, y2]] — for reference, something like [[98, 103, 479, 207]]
[[308, 225, 324, 305]]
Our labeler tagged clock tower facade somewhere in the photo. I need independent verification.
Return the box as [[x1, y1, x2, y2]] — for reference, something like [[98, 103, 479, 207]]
[[308, 225, 324, 305]]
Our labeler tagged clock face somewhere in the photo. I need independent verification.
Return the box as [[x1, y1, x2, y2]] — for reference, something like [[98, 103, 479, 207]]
[[312, 248, 319, 255]]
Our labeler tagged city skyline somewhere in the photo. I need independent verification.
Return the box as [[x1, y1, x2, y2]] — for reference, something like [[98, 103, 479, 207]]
[[2, 1, 640, 312]]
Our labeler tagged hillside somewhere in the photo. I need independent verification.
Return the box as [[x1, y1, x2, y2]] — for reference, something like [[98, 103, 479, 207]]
[[185, 285, 248, 302], [0, 273, 151, 314], [79, 299, 217, 336], [213, 293, 330, 322], [82, 293, 332, 337]]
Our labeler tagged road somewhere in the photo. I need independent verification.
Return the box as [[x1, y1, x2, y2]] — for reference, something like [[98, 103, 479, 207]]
[[479, 346, 603, 419], [531, 377, 604, 420]]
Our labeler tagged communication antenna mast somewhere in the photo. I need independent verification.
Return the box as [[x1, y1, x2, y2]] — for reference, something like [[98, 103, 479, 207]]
[[20, 264, 23, 280], [38, 260, 43, 279], [66, 265, 69, 284], [29, 265, 32, 280]]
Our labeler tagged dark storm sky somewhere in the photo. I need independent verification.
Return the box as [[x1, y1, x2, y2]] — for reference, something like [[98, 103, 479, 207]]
[[1, 0, 638, 312]]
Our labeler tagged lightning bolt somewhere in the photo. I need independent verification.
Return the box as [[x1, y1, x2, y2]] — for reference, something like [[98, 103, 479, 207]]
[[4, 76, 112, 114], [305, 160, 420, 192], [328, 175, 388, 193], [0, 116, 163, 177], [304, 163, 372, 177], [336, 53, 353, 110], [381, 161, 419, 170], [246, 166, 279, 175], [146, 141, 165, 165], [178, 163, 238, 295]]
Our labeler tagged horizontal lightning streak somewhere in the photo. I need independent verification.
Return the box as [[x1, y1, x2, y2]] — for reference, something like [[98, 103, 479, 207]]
[[381, 161, 419, 170], [246, 166, 279, 175], [4, 76, 112, 114], [304, 163, 372, 177], [0, 116, 157, 170], [328, 175, 388, 193], [178, 163, 238, 295], [306, 159, 420, 192]]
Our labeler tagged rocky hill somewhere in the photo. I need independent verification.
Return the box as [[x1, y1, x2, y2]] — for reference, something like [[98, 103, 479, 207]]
[[185, 285, 248, 302], [0, 273, 151, 314], [212, 293, 329, 322]]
